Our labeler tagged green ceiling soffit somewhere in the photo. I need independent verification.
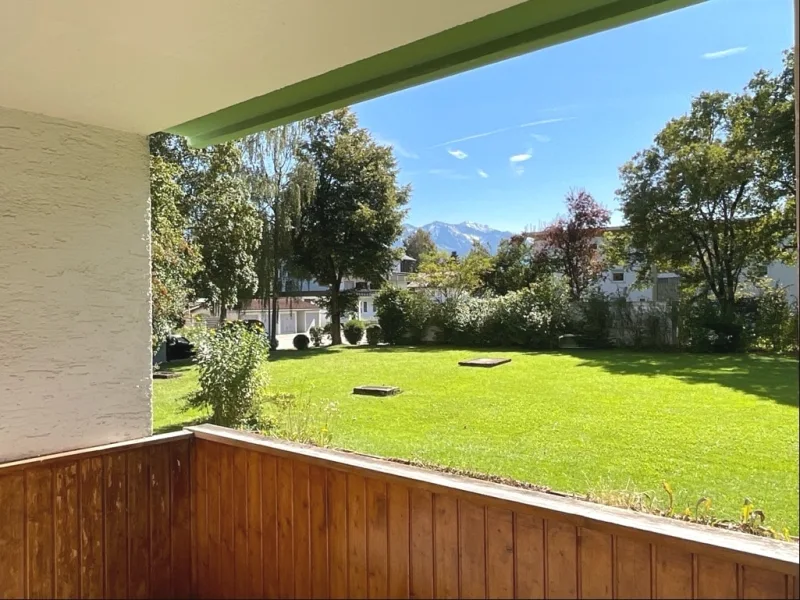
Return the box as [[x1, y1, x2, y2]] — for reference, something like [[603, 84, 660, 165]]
[[168, 0, 701, 147]]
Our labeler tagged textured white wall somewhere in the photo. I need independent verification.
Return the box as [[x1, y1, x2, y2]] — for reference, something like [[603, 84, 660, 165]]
[[0, 107, 151, 462]]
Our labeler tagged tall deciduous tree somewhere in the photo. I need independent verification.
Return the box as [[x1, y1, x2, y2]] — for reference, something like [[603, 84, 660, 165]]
[[615, 76, 794, 318], [240, 125, 313, 338], [403, 228, 437, 268], [534, 189, 610, 301], [414, 242, 492, 301], [193, 172, 262, 322], [150, 153, 201, 346], [481, 234, 551, 295], [293, 108, 409, 345]]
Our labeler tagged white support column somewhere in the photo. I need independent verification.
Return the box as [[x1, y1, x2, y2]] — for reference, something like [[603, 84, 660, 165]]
[[0, 107, 152, 461]]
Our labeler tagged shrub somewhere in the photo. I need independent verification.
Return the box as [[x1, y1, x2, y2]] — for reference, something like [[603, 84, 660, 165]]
[[309, 326, 324, 347], [293, 334, 310, 350], [578, 289, 613, 347], [366, 324, 382, 346], [343, 319, 365, 345], [188, 322, 269, 427], [374, 287, 406, 344]]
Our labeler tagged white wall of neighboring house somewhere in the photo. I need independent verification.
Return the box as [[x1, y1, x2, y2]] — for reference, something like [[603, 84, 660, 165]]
[[0, 106, 151, 461], [766, 261, 798, 299]]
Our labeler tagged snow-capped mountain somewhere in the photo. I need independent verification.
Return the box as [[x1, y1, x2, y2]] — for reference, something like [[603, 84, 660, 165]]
[[401, 221, 515, 255]]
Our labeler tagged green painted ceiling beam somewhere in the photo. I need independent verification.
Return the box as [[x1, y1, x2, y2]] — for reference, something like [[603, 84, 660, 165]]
[[168, 0, 701, 147]]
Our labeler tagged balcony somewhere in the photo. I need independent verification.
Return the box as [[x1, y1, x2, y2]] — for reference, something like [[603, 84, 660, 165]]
[[0, 425, 796, 599]]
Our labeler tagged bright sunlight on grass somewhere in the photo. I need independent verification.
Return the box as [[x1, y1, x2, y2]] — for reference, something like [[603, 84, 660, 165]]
[[153, 347, 799, 532]]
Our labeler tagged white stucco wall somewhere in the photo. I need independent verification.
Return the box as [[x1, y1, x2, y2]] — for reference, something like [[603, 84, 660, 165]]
[[0, 106, 151, 462]]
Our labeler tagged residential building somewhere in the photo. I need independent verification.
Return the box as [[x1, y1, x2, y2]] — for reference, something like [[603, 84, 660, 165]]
[[188, 297, 327, 335]]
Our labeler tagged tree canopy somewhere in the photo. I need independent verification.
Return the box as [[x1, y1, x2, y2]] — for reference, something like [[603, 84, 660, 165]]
[[613, 51, 795, 314], [292, 108, 409, 344], [403, 228, 437, 267], [533, 189, 610, 301]]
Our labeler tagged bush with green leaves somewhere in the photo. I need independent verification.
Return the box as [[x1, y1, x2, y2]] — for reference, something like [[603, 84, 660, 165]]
[[749, 282, 797, 353], [366, 323, 382, 346], [293, 333, 310, 350], [188, 322, 269, 427], [432, 275, 572, 348], [343, 319, 365, 345], [374, 287, 407, 344], [309, 326, 324, 347]]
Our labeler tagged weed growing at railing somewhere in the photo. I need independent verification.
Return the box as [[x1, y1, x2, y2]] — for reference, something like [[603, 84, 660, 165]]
[[587, 480, 797, 542], [251, 392, 338, 446]]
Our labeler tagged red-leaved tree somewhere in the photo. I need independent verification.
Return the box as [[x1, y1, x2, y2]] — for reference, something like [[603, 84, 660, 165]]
[[535, 189, 610, 300]]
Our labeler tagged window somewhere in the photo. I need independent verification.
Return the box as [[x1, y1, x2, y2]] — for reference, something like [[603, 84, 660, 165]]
[[355, 281, 368, 290], [362, 301, 368, 313], [612, 271, 624, 282]]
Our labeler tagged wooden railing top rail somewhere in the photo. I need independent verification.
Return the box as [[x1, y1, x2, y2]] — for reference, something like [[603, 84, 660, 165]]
[[0, 430, 193, 474], [188, 423, 800, 575]]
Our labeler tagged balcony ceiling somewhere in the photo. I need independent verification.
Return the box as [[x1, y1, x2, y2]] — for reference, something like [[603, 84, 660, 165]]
[[0, 0, 698, 146]]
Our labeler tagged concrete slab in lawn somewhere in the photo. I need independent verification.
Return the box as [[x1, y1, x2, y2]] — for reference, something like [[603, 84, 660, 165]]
[[458, 357, 511, 368], [353, 385, 402, 397]]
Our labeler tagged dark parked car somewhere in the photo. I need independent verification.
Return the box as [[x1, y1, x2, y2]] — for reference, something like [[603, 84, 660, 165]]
[[165, 335, 194, 361]]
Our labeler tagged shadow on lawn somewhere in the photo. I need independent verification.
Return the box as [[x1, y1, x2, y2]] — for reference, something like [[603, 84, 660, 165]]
[[564, 351, 799, 407], [268, 344, 511, 362]]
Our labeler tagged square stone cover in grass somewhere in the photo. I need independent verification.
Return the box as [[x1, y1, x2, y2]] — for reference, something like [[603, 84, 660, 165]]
[[458, 357, 511, 368], [353, 385, 402, 397]]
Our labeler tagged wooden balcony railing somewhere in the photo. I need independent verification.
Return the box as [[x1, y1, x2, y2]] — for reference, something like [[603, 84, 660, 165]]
[[1, 425, 797, 599]]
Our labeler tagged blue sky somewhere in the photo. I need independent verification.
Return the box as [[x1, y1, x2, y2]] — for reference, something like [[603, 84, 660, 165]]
[[353, 0, 795, 233]]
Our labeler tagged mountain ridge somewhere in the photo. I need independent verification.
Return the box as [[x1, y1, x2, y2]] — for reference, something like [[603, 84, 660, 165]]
[[400, 221, 515, 255]]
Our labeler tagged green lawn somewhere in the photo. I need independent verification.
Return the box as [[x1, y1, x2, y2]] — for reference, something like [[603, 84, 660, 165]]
[[153, 347, 799, 532]]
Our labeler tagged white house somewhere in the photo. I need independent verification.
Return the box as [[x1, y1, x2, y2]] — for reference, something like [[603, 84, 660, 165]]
[[189, 297, 327, 335]]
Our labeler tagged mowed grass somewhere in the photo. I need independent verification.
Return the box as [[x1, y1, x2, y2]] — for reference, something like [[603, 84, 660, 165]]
[[153, 347, 799, 532]]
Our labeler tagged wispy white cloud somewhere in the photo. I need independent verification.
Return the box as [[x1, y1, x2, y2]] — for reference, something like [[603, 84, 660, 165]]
[[428, 168, 470, 180], [448, 148, 468, 160], [509, 150, 533, 163], [530, 133, 551, 143], [702, 46, 747, 60], [375, 135, 419, 159], [432, 117, 574, 148], [477, 169, 489, 179], [512, 165, 525, 176]]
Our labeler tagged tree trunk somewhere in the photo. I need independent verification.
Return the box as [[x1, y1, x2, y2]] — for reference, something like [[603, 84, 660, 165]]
[[218, 300, 228, 324], [329, 283, 342, 345]]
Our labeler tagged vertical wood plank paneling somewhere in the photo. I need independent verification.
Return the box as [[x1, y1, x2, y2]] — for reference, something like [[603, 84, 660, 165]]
[[170, 440, 192, 600], [327, 469, 349, 600], [309, 465, 329, 600], [696, 556, 738, 599], [0, 473, 25, 599], [366, 478, 388, 600], [347, 473, 368, 599], [54, 464, 79, 599], [261, 455, 279, 600], [127, 449, 150, 600], [655, 545, 694, 599], [232, 448, 249, 600], [218, 446, 235, 599], [409, 488, 434, 600], [80, 458, 104, 599], [459, 500, 487, 599], [514, 512, 545, 599], [103, 453, 128, 599], [486, 508, 514, 600], [387, 484, 410, 600], [246, 451, 263, 600], [792, 576, 799, 600], [149, 446, 172, 599], [616, 537, 652, 599], [434, 494, 459, 599], [194, 441, 210, 599], [206, 442, 221, 600], [742, 566, 789, 600], [546, 520, 577, 599], [293, 462, 312, 599], [579, 528, 613, 599], [277, 457, 295, 599], [26, 468, 54, 599]]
